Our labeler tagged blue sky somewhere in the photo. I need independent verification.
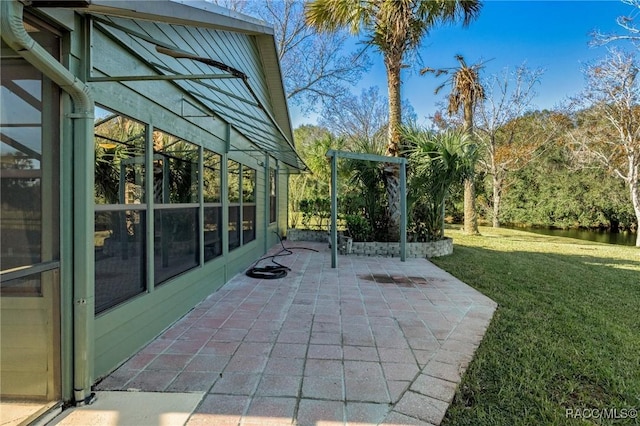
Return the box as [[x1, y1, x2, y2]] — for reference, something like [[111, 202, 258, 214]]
[[291, 0, 638, 127]]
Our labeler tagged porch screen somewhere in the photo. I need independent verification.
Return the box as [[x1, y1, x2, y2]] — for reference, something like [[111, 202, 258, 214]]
[[94, 106, 146, 314], [228, 160, 240, 251], [152, 130, 199, 286], [243, 166, 256, 243], [203, 149, 222, 261], [269, 168, 276, 224], [228, 161, 256, 250]]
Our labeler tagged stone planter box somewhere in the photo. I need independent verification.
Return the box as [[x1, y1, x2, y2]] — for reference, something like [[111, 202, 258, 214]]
[[286, 229, 453, 258], [286, 228, 330, 243], [349, 238, 452, 258]]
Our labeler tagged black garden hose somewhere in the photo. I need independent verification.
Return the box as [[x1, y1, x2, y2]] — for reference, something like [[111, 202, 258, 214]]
[[245, 264, 290, 279], [245, 232, 317, 279]]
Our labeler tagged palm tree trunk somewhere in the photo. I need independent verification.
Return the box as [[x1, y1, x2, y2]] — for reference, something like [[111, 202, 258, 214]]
[[462, 102, 480, 235], [386, 53, 402, 157], [384, 55, 402, 240], [463, 177, 479, 234]]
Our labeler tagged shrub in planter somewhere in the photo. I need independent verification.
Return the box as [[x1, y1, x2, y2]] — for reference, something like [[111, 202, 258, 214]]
[[299, 197, 331, 229], [345, 214, 374, 242]]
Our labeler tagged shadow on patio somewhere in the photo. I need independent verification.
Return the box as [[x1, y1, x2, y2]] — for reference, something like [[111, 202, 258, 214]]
[[90, 241, 497, 425]]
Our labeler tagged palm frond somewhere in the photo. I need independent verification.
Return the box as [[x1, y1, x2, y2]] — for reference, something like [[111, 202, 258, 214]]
[[305, 0, 370, 34]]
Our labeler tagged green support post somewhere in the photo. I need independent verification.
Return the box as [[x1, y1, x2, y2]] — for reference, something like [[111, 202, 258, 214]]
[[330, 153, 338, 268], [400, 161, 407, 262]]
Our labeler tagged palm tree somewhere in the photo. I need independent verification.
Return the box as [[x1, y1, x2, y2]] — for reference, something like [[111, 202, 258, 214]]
[[305, 0, 482, 239], [403, 126, 476, 241], [422, 55, 485, 235]]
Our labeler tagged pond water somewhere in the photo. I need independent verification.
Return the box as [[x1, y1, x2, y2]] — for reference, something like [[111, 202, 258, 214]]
[[509, 226, 638, 247]]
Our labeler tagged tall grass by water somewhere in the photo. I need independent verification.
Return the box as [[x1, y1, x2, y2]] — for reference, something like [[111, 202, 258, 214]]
[[432, 226, 640, 425]]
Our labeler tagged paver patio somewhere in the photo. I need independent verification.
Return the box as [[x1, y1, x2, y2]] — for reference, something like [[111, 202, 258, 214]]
[[95, 241, 497, 425]]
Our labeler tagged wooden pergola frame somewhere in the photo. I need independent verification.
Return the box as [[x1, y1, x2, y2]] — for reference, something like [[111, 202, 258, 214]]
[[326, 150, 408, 268]]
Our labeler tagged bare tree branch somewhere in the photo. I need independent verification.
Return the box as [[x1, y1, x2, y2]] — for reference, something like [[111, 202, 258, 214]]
[[318, 86, 417, 145], [473, 64, 564, 227], [590, 0, 640, 47], [244, 0, 370, 113], [205, 0, 249, 13]]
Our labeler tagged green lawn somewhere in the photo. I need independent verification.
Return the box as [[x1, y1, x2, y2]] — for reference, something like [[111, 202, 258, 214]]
[[431, 226, 640, 426]]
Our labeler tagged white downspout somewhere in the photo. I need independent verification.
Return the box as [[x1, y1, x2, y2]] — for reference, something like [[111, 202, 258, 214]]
[[1, 0, 95, 405]]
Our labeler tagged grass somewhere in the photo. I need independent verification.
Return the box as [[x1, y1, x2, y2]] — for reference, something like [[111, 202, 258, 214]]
[[431, 226, 640, 426]]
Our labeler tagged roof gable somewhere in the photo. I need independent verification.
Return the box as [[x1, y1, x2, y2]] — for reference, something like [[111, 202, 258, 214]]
[[85, 0, 303, 169]]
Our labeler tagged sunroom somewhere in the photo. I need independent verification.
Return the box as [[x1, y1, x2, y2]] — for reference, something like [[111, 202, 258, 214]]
[[0, 0, 304, 412]]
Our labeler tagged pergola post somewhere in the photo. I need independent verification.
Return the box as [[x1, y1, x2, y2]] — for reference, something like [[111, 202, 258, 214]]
[[326, 150, 407, 268], [400, 161, 407, 262], [330, 153, 338, 268]]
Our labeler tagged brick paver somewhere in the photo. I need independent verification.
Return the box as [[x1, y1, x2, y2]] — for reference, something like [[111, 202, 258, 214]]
[[95, 242, 497, 425]]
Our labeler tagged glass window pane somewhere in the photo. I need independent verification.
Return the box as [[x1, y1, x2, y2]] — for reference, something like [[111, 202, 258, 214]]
[[204, 149, 222, 261], [228, 205, 240, 251], [154, 207, 199, 285], [241, 166, 255, 243], [242, 166, 256, 203], [203, 149, 221, 203], [204, 206, 222, 261], [228, 160, 240, 251], [270, 168, 276, 223], [94, 106, 146, 205], [94, 105, 147, 312], [243, 204, 256, 243], [0, 170, 41, 269], [1, 61, 42, 269], [153, 131, 199, 204], [94, 210, 146, 314], [1, 57, 59, 270], [228, 160, 240, 203]]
